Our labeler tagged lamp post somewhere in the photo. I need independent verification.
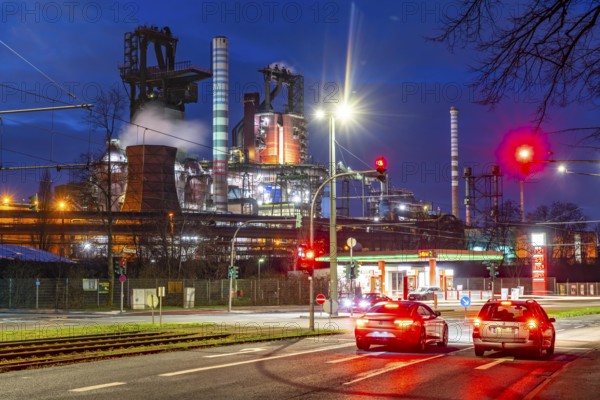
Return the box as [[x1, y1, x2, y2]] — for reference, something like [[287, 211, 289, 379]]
[[58, 201, 66, 258], [315, 104, 352, 316], [309, 169, 375, 329], [257, 257, 265, 300], [558, 164, 600, 177]]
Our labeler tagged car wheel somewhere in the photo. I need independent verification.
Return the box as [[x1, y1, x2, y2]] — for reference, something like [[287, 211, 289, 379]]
[[546, 333, 555, 355], [437, 325, 448, 347], [474, 346, 485, 357], [415, 328, 426, 352], [356, 339, 370, 351]]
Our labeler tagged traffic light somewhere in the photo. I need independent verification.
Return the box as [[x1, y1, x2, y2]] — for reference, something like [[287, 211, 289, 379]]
[[120, 258, 127, 275], [486, 263, 499, 280], [295, 213, 302, 228], [299, 247, 316, 274], [345, 264, 351, 279], [29, 194, 39, 211], [228, 266, 239, 279], [350, 261, 360, 279], [113, 256, 122, 276], [375, 157, 387, 182]]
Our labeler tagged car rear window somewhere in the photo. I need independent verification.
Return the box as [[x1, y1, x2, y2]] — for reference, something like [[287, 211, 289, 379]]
[[479, 303, 533, 322], [367, 303, 414, 316]]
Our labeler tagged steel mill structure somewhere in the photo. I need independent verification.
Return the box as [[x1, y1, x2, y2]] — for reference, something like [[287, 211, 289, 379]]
[[0, 26, 467, 276]]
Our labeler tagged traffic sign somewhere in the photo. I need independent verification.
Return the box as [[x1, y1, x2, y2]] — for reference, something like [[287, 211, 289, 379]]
[[460, 296, 471, 307], [119, 274, 127, 283], [316, 293, 326, 305]]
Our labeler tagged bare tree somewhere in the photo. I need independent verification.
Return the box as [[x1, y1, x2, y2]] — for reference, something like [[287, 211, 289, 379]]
[[432, 1, 599, 137], [85, 87, 127, 306]]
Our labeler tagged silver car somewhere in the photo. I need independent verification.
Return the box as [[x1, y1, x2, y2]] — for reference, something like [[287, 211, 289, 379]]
[[473, 299, 556, 358]]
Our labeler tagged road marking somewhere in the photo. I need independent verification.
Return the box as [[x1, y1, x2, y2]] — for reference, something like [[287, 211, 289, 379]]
[[475, 356, 514, 370], [326, 352, 386, 364], [574, 325, 585, 329], [70, 382, 126, 392], [159, 342, 356, 377], [343, 354, 445, 385], [204, 348, 266, 358]]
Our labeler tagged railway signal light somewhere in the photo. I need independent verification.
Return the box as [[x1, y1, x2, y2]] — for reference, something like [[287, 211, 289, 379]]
[[375, 157, 387, 182]]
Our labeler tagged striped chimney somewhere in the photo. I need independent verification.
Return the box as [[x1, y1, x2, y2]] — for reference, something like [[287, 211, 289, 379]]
[[212, 36, 229, 212], [450, 106, 459, 219]]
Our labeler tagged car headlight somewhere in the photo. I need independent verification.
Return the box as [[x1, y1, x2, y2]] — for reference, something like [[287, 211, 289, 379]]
[[343, 299, 352, 307]]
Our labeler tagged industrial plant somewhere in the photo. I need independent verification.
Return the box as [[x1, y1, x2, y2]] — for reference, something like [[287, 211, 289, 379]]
[[2, 25, 593, 307]]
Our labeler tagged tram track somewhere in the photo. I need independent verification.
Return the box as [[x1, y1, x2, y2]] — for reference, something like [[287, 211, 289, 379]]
[[0, 331, 230, 372]]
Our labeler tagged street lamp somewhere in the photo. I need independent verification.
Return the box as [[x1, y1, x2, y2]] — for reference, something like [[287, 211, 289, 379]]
[[58, 200, 66, 258], [315, 104, 353, 316], [558, 164, 600, 177], [257, 257, 265, 295]]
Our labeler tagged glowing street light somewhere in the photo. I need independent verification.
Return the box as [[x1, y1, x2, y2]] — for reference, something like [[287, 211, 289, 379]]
[[314, 103, 353, 316]]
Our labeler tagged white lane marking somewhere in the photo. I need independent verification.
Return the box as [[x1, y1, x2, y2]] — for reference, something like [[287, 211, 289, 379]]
[[556, 347, 592, 350], [574, 325, 585, 329], [343, 354, 445, 385], [70, 382, 126, 392], [204, 348, 266, 358], [475, 356, 514, 370], [159, 342, 356, 377], [326, 352, 386, 364]]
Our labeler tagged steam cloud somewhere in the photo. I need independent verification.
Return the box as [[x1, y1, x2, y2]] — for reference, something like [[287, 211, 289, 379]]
[[119, 103, 209, 153]]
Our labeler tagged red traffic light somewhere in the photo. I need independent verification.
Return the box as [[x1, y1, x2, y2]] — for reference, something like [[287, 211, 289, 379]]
[[120, 258, 127, 267], [305, 248, 315, 260], [375, 157, 387, 174]]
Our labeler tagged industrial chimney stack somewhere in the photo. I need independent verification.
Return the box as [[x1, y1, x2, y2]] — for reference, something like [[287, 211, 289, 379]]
[[212, 36, 229, 212], [450, 107, 459, 219]]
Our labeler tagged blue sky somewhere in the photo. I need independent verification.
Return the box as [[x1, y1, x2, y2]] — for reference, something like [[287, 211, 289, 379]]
[[1, 0, 599, 221]]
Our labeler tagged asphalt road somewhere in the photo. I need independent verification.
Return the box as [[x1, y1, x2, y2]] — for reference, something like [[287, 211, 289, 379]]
[[1, 303, 599, 399]]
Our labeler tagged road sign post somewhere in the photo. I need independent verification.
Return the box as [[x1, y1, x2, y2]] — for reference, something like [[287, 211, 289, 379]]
[[460, 296, 471, 321], [119, 274, 126, 313]]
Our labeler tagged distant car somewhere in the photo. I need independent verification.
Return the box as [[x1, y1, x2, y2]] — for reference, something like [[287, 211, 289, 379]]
[[473, 299, 556, 358], [354, 301, 448, 351], [407, 286, 442, 301], [339, 295, 355, 312], [353, 293, 393, 311]]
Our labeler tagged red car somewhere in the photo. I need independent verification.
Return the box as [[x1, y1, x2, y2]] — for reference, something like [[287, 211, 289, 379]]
[[355, 301, 448, 351]]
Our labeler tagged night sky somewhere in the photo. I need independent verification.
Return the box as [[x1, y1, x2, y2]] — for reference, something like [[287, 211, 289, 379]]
[[1, 1, 599, 221]]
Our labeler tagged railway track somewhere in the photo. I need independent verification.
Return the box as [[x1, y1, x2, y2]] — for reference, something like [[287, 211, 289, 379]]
[[0, 331, 230, 372]]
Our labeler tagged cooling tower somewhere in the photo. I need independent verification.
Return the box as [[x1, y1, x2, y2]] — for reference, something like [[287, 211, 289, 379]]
[[121, 145, 181, 213]]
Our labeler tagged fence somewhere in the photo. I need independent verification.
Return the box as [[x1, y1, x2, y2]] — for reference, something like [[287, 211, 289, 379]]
[[0, 277, 598, 310], [0, 277, 332, 310]]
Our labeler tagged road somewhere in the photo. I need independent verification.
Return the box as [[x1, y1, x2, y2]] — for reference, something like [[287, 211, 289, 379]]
[[1, 307, 599, 399]]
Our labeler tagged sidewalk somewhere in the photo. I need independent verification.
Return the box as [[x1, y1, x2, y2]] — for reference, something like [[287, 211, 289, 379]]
[[532, 347, 600, 400]]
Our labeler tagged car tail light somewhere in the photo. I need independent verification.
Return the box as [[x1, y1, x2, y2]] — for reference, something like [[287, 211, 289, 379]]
[[356, 318, 369, 328], [473, 318, 481, 338], [527, 319, 539, 339], [394, 319, 418, 330], [526, 319, 538, 330], [500, 301, 512, 306]]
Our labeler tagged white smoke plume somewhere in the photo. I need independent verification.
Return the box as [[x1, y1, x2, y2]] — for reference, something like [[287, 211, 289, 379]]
[[119, 103, 210, 153]]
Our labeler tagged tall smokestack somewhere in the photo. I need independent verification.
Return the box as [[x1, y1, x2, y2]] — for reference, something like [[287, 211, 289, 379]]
[[450, 106, 459, 219], [212, 36, 229, 212]]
